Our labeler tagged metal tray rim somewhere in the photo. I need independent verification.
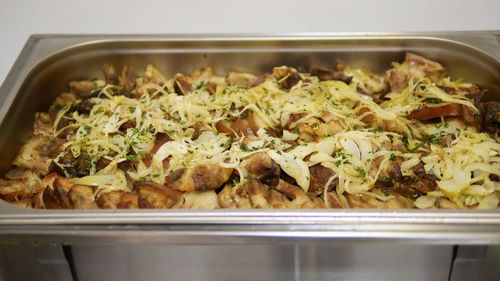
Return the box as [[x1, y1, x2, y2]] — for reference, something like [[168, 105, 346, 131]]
[[1, 32, 500, 242]]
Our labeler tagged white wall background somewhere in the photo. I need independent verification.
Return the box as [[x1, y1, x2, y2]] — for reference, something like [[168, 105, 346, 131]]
[[0, 0, 499, 84]]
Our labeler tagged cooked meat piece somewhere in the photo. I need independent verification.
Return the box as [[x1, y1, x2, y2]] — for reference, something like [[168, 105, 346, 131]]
[[387, 159, 404, 182], [386, 68, 409, 93], [309, 164, 338, 195], [42, 174, 74, 209], [177, 190, 220, 209], [190, 67, 215, 80], [247, 179, 269, 208], [314, 120, 344, 138], [173, 74, 192, 95], [296, 118, 344, 141], [274, 180, 302, 200], [9, 192, 43, 208], [252, 73, 269, 87], [274, 180, 319, 208], [165, 164, 232, 192], [357, 87, 380, 103], [374, 177, 393, 189], [385, 160, 437, 197], [242, 152, 280, 187], [12, 135, 58, 174], [55, 115, 78, 139], [68, 184, 97, 209], [206, 82, 217, 94], [0, 178, 27, 201], [385, 53, 446, 93], [231, 183, 252, 208], [118, 192, 139, 208], [439, 85, 485, 106], [480, 102, 500, 134], [269, 190, 289, 208], [305, 194, 326, 209], [216, 111, 265, 138], [391, 175, 437, 198], [406, 103, 472, 122], [42, 186, 65, 209], [143, 64, 167, 85], [97, 190, 138, 209], [283, 113, 308, 130], [69, 81, 96, 98], [34, 112, 53, 135], [119, 65, 136, 93], [135, 181, 181, 208], [326, 192, 343, 208], [462, 85, 486, 106], [247, 110, 268, 132], [102, 64, 119, 85], [96, 190, 122, 208], [226, 72, 257, 88], [72, 100, 93, 115], [217, 184, 238, 208], [75, 154, 92, 176], [52, 92, 78, 109], [192, 123, 211, 140], [142, 132, 171, 168], [272, 66, 301, 90], [413, 162, 438, 181], [462, 105, 480, 126], [413, 178, 437, 194], [384, 193, 413, 209], [358, 106, 385, 129], [51, 152, 92, 177], [230, 118, 255, 136], [0, 168, 43, 201], [346, 193, 385, 209], [404, 52, 446, 80], [309, 66, 353, 84], [119, 120, 136, 131], [215, 120, 235, 137]]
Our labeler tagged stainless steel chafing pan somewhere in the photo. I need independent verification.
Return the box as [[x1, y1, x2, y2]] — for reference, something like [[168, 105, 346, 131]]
[[1, 33, 500, 281]]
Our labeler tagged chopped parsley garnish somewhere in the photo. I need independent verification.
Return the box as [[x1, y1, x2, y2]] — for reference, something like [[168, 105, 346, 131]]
[[354, 167, 366, 177]]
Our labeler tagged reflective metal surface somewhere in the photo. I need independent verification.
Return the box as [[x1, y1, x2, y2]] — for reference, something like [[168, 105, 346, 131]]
[[0, 33, 500, 245]]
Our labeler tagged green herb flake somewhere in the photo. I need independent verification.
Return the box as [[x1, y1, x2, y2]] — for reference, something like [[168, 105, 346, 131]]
[[354, 167, 366, 177]]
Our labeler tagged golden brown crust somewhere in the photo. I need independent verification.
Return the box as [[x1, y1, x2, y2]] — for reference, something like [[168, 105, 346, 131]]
[[135, 181, 181, 209], [165, 164, 233, 192], [68, 185, 97, 209]]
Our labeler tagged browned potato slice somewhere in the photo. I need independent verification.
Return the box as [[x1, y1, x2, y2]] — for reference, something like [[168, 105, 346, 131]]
[[165, 164, 232, 193], [68, 184, 97, 209], [13, 135, 57, 174], [346, 193, 385, 209], [217, 184, 237, 209], [97, 190, 138, 209], [326, 192, 343, 208], [384, 193, 413, 209], [247, 179, 269, 209], [242, 152, 280, 187], [269, 190, 289, 209], [308, 164, 338, 195], [135, 181, 181, 209]]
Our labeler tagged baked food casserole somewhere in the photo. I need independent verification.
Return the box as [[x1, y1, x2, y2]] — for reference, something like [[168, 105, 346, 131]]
[[1, 53, 499, 209]]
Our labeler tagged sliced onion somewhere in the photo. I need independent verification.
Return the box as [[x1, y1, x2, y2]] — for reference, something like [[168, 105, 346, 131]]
[[414, 196, 436, 209]]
